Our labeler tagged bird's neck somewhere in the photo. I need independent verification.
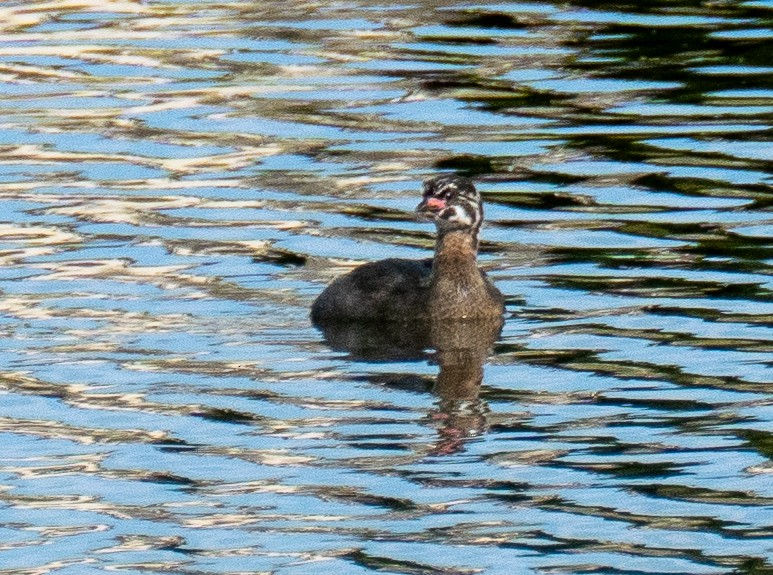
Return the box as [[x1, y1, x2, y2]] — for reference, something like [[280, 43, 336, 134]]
[[430, 229, 480, 282], [428, 227, 502, 320]]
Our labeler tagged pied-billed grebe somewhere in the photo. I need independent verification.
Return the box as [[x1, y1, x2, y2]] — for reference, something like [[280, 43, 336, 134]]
[[311, 175, 504, 323]]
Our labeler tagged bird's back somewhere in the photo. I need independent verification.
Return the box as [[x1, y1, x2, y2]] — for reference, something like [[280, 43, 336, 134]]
[[311, 258, 432, 323]]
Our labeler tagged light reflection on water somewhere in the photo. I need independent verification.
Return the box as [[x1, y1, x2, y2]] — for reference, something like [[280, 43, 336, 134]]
[[0, 0, 771, 574]]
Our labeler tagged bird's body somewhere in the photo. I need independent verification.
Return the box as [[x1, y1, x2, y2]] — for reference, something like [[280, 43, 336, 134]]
[[311, 257, 432, 322], [311, 175, 504, 324]]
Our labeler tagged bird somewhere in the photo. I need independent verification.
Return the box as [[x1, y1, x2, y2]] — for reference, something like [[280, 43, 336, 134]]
[[310, 175, 504, 324]]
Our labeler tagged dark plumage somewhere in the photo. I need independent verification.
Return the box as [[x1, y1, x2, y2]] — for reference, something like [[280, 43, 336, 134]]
[[311, 175, 504, 324], [311, 258, 432, 321]]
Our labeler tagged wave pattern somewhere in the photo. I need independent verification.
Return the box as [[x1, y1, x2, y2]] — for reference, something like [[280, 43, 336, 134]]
[[0, 0, 771, 574]]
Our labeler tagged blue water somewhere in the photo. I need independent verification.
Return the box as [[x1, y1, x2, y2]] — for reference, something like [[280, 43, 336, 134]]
[[0, 1, 771, 574]]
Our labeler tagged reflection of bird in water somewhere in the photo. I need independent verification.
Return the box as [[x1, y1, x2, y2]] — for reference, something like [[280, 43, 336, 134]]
[[315, 317, 502, 455], [427, 317, 502, 455], [312, 175, 505, 454], [311, 175, 504, 323]]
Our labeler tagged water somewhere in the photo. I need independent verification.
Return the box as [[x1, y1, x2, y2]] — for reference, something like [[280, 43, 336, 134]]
[[0, 0, 771, 573]]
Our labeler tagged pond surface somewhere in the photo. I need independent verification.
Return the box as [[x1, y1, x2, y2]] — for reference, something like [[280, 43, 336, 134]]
[[0, 1, 772, 574]]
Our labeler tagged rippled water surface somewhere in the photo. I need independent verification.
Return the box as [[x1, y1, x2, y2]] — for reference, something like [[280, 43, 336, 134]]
[[1, 0, 772, 573]]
